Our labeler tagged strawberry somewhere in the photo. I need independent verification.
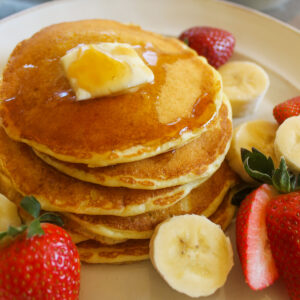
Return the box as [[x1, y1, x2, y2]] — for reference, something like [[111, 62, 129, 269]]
[[0, 196, 80, 300], [179, 26, 235, 68], [236, 184, 279, 290], [241, 147, 300, 194], [266, 193, 300, 300], [273, 96, 300, 124], [235, 148, 300, 295]]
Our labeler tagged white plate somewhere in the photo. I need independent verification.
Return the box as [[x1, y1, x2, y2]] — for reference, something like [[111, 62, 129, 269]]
[[1, 0, 300, 299]]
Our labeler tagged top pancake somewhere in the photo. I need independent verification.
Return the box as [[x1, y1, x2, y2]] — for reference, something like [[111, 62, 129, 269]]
[[35, 97, 232, 189], [0, 20, 222, 167]]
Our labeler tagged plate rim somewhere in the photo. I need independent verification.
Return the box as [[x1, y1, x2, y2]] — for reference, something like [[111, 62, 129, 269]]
[[0, 1, 296, 299], [1, 0, 299, 37]]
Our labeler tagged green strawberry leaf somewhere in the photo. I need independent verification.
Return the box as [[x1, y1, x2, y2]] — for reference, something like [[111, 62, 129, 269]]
[[252, 148, 275, 175], [240, 148, 300, 194], [272, 157, 291, 193], [0, 232, 6, 240], [291, 174, 300, 191], [241, 148, 252, 164], [7, 225, 27, 237], [242, 147, 274, 181], [243, 156, 273, 184], [231, 183, 257, 206], [0, 197, 65, 241], [183, 38, 189, 46], [20, 196, 41, 218], [27, 218, 44, 238], [0, 225, 27, 241], [39, 213, 64, 227]]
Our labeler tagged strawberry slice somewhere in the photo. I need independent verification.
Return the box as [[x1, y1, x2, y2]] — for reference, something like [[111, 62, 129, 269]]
[[266, 193, 300, 300], [236, 184, 279, 290]]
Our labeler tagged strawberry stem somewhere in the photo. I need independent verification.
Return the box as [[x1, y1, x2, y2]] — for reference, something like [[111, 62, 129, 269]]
[[183, 38, 189, 46], [0, 196, 64, 241], [20, 195, 41, 218], [231, 183, 257, 206], [39, 213, 64, 226], [241, 148, 300, 194], [241, 148, 274, 184], [27, 219, 44, 238], [272, 158, 291, 193]]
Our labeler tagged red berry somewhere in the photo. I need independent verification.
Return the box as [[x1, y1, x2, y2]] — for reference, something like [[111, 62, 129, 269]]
[[273, 96, 300, 124], [266, 192, 300, 300], [179, 26, 235, 68], [0, 223, 80, 300], [236, 184, 279, 290]]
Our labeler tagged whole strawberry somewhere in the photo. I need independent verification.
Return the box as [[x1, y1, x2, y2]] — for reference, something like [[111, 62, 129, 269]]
[[273, 96, 300, 124], [266, 193, 300, 300], [179, 26, 235, 68], [236, 184, 279, 290], [0, 196, 80, 300]]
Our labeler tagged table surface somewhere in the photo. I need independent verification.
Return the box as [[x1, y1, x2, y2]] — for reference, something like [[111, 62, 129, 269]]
[[0, 0, 300, 29]]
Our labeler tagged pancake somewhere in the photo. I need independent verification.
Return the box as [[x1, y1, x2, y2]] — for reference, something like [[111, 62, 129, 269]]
[[209, 190, 237, 231], [35, 97, 232, 189], [63, 161, 239, 240], [77, 239, 150, 264], [0, 168, 127, 247], [0, 128, 201, 216], [0, 160, 237, 264], [0, 20, 223, 167], [65, 231, 89, 244], [0, 171, 21, 204], [63, 217, 127, 245], [15, 200, 127, 245], [77, 191, 237, 264], [15, 201, 88, 244]]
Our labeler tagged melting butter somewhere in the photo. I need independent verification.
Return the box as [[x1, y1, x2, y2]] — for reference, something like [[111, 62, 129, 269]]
[[61, 43, 154, 101]]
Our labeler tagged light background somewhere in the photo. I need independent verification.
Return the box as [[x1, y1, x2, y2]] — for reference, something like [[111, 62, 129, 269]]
[[0, 0, 300, 29]]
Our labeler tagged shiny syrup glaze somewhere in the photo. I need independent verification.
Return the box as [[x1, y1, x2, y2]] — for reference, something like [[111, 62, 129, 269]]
[[0, 20, 220, 158]]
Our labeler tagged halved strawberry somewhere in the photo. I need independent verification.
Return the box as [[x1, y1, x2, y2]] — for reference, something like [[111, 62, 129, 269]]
[[236, 184, 279, 290]]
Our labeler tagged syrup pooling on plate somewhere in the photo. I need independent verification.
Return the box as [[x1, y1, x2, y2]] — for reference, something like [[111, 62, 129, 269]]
[[0, 20, 221, 165]]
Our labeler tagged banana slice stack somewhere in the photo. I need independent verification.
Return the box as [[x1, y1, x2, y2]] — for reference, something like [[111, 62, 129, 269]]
[[219, 61, 270, 118], [150, 215, 233, 298]]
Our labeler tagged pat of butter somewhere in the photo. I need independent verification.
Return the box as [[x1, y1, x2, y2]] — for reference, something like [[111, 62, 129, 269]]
[[61, 43, 154, 100]]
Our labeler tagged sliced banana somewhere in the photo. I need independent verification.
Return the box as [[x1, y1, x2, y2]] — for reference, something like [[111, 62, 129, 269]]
[[149, 215, 233, 298], [227, 120, 278, 182], [0, 193, 21, 232], [274, 116, 300, 172], [219, 61, 269, 118]]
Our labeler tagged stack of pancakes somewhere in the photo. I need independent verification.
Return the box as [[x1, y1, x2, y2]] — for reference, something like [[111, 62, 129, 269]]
[[0, 20, 238, 263]]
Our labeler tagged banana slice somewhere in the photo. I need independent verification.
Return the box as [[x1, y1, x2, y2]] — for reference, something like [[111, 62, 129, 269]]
[[149, 215, 233, 298], [274, 116, 300, 172], [227, 120, 278, 182], [219, 61, 269, 118], [0, 193, 21, 232]]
